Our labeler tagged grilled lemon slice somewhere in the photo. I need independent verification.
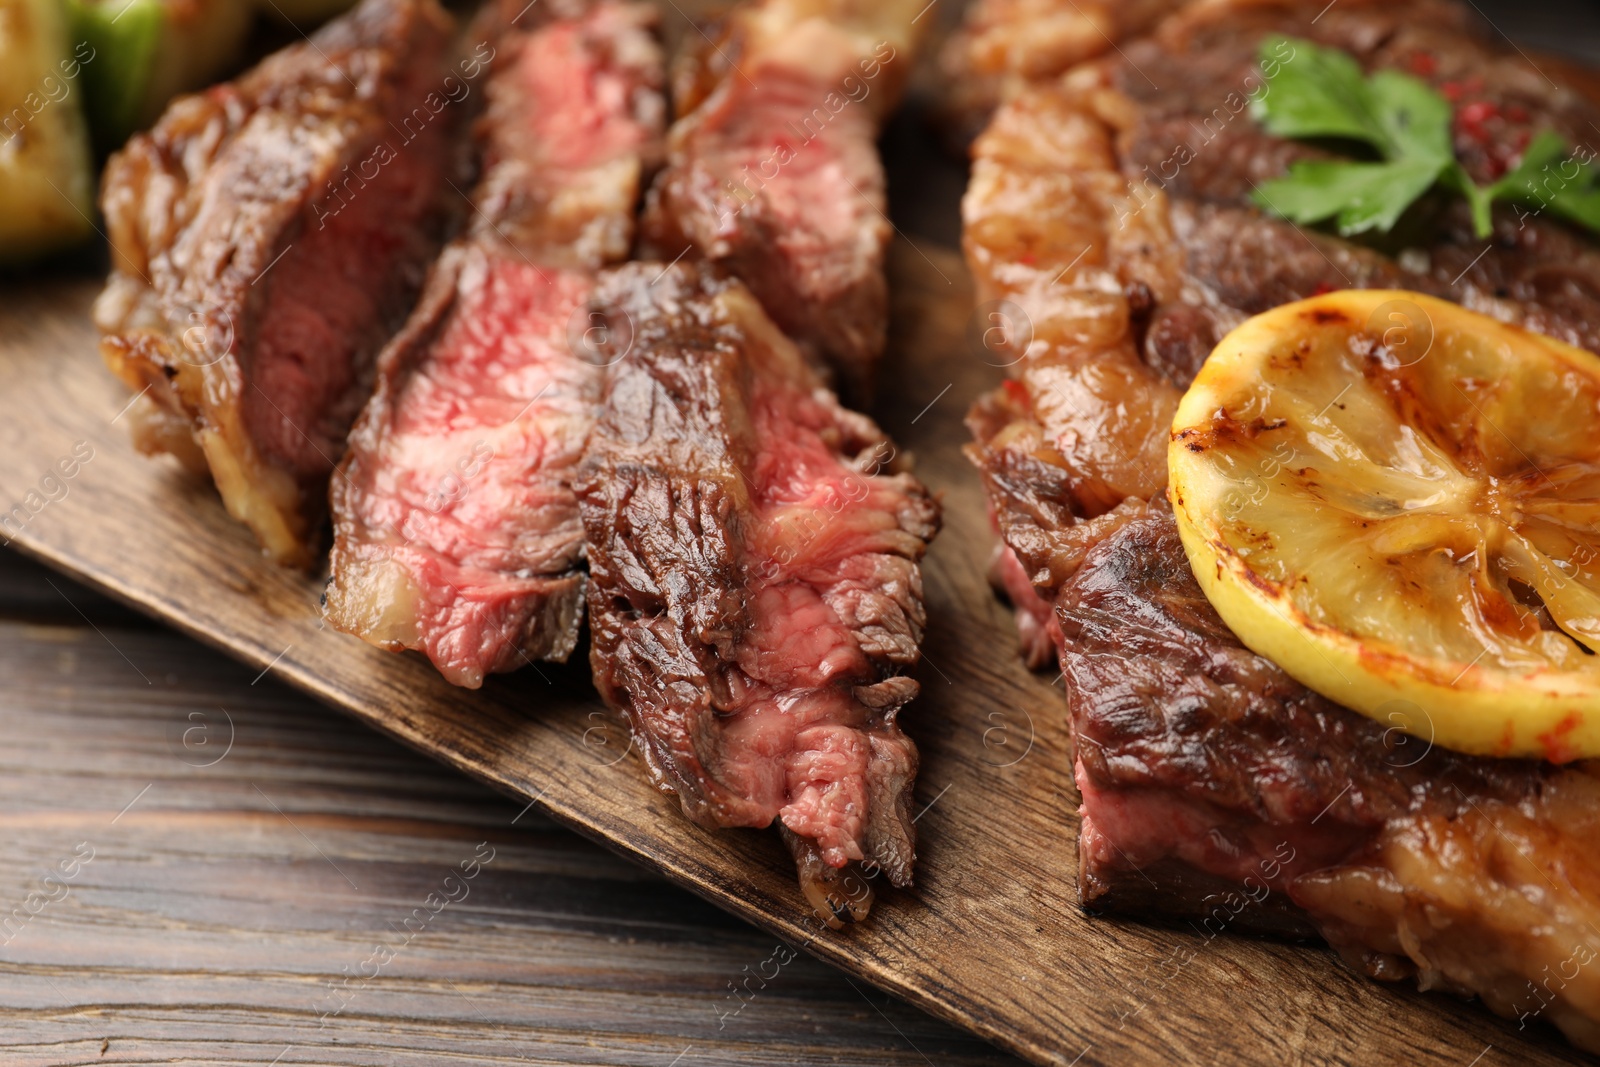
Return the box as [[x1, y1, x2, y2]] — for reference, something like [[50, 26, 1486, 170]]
[[1169, 290, 1600, 762]]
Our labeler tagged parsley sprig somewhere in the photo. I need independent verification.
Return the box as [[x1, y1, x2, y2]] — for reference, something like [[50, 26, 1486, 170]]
[[1251, 36, 1600, 239]]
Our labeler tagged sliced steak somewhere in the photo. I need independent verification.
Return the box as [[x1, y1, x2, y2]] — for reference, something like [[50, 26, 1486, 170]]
[[640, 0, 924, 400], [95, 0, 458, 567], [577, 260, 940, 922], [1060, 503, 1600, 1054], [323, 0, 665, 687]]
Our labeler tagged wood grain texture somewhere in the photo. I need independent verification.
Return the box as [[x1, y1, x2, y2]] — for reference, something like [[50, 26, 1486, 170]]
[[0, 593, 1018, 1066], [0, 240, 1590, 1067]]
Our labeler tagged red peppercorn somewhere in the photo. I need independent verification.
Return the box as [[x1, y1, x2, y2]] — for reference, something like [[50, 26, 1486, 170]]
[[1409, 51, 1438, 77]]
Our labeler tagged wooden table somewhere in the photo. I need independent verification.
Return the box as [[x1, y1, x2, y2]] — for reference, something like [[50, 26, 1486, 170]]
[[0, 543, 1023, 1067], [7, 3, 1600, 1065]]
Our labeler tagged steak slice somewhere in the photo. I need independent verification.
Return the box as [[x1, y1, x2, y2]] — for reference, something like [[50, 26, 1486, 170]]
[[1061, 502, 1600, 1054], [95, 0, 458, 568], [639, 0, 925, 401], [323, 0, 665, 687], [577, 261, 940, 923]]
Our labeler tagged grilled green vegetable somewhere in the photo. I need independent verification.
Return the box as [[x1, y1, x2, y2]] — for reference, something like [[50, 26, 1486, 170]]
[[0, 0, 96, 263], [69, 0, 254, 147]]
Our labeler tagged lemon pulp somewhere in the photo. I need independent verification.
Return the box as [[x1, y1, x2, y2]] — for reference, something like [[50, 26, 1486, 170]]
[[1169, 290, 1600, 761]]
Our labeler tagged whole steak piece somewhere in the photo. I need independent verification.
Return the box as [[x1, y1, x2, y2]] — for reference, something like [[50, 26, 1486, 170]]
[[961, 0, 1600, 1050], [323, 0, 665, 687], [95, 0, 458, 568], [577, 261, 940, 923], [641, 0, 926, 401]]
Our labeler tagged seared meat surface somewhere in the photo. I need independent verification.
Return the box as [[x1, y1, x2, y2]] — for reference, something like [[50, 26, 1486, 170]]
[[966, 0, 1600, 537], [1062, 504, 1600, 1054], [935, 0, 1183, 147], [641, 0, 926, 400], [95, 0, 457, 567], [324, 0, 665, 686], [964, 0, 1600, 1048], [578, 260, 939, 922]]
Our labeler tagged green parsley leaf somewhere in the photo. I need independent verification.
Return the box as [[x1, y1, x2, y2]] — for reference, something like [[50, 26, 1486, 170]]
[[1250, 36, 1385, 146], [1488, 131, 1600, 234], [1250, 36, 1600, 242], [1249, 37, 1454, 166], [1256, 160, 1446, 236], [1548, 179, 1600, 233], [1251, 36, 1457, 236], [1365, 70, 1455, 167]]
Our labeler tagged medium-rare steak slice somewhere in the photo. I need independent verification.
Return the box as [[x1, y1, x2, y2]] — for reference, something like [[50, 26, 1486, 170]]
[[1061, 502, 1600, 1054], [95, 0, 458, 568], [963, 0, 1600, 1048], [577, 260, 940, 922], [323, 0, 665, 687], [640, 0, 925, 400]]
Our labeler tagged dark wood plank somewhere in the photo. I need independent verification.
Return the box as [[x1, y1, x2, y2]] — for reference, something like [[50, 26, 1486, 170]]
[[0, 615, 1018, 1066], [0, 543, 152, 628], [0, 241, 1589, 1067]]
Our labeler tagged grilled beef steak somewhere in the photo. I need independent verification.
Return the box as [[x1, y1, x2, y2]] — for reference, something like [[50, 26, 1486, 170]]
[[640, 0, 925, 400], [967, 0, 1600, 622], [323, 0, 665, 687], [577, 261, 940, 922], [95, 0, 457, 567], [965, 0, 1600, 1048], [935, 0, 1182, 148], [1062, 502, 1600, 1054]]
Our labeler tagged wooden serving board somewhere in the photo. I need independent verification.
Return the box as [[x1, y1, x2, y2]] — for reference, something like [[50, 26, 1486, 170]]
[[0, 241, 1587, 1067]]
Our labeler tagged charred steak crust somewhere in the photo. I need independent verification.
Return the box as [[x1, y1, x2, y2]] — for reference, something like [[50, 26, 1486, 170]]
[[1061, 505, 1600, 1052], [323, 1, 665, 687], [934, 0, 1185, 150], [95, 0, 458, 567], [964, 0, 1600, 572], [963, 0, 1600, 1050], [577, 261, 939, 917]]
